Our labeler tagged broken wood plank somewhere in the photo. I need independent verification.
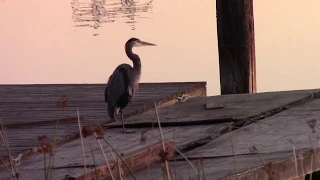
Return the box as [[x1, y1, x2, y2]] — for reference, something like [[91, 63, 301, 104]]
[[105, 89, 316, 127], [184, 98, 320, 159]]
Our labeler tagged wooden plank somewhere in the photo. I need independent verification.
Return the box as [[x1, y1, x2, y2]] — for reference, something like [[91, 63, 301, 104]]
[[0, 123, 225, 179], [223, 148, 320, 180], [71, 140, 175, 180], [0, 82, 206, 125], [3, 117, 82, 128], [105, 89, 315, 127], [183, 98, 320, 159], [0, 123, 81, 157], [206, 99, 224, 109], [129, 150, 295, 180], [4, 87, 320, 180], [0, 82, 206, 163], [131, 148, 320, 180]]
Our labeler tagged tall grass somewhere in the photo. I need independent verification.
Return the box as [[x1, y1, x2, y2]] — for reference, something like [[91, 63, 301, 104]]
[[0, 119, 20, 179], [154, 102, 171, 180], [77, 107, 88, 179]]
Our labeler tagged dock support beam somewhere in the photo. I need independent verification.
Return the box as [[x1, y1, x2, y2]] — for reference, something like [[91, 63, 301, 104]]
[[216, 0, 257, 95]]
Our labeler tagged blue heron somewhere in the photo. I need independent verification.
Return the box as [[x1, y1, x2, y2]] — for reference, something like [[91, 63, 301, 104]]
[[105, 37, 156, 133]]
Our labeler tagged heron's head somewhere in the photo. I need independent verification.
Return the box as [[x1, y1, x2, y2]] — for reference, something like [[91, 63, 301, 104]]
[[126, 37, 156, 48]]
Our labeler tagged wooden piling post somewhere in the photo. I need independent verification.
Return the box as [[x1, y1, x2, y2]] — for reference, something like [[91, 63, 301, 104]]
[[216, 0, 257, 95]]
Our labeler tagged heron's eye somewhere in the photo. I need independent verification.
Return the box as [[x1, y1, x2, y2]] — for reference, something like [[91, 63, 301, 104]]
[[133, 41, 141, 47]]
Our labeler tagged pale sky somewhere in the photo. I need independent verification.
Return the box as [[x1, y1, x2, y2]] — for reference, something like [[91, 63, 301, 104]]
[[0, 0, 319, 95]]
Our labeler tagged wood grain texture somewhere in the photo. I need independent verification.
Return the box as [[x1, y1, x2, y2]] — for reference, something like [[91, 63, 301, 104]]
[[129, 150, 295, 180], [134, 148, 320, 180], [183, 97, 320, 159], [72, 140, 175, 180], [0, 124, 224, 179], [223, 148, 320, 180], [127, 91, 320, 180], [0, 82, 206, 160], [105, 89, 313, 127], [2, 87, 320, 180], [0, 82, 206, 125], [216, 0, 256, 94]]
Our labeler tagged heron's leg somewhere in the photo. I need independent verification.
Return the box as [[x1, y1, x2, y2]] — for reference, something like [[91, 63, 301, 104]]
[[120, 111, 126, 133], [120, 110, 135, 134]]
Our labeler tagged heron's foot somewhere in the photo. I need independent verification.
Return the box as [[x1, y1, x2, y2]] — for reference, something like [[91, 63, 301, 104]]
[[121, 128, 136, 134]]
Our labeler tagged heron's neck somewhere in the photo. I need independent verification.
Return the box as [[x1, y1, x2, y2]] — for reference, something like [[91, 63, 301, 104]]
[[126, 45, 141, 71]]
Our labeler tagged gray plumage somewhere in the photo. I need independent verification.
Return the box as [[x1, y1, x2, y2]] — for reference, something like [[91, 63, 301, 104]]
[[104, 37, 156, 133]]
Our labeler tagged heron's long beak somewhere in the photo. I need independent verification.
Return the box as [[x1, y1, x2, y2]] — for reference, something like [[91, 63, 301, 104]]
[[139, 40, 156, 46]]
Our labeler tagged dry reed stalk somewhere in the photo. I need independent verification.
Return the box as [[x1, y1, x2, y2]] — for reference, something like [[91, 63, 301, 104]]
[[103, 138, 116, 163], [317, 138, 320, 166], [229, 123, 238, 180], [308, 136, 314, 180], [117, 158, 124, 180], [104, 140, 117, 179], [0, 157, 14, 177], [252, 146, 265, 165], [164, 142, 198, 176], [310, 154, 313, 180], [200, 157, 206, 180], [5, 127, 19, 175], [154, 102, 171, 180], [77, 108, 88, 180], [102, 137, 137, 180], [147, 139, 154, 180], [173, 130, 177, 180], [90, 143, 99, 180], [43, 148, 48, 179], [300, 154, 305, 177], [94, 132, 115, 180], [290, 140, 298, 178], [0, 119, 19, 178], [0, 121, 12, 172], [197, 161, 201, 180], [46, 113, 60, 180]]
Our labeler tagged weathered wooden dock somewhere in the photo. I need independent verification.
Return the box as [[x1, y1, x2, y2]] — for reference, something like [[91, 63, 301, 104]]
[[0, 82, 206, 164], [2, 83, 320, 180]]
